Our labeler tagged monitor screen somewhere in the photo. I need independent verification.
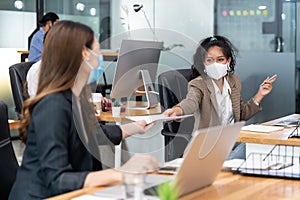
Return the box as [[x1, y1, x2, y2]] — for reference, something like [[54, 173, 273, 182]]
[[110, 39, 163, 108]]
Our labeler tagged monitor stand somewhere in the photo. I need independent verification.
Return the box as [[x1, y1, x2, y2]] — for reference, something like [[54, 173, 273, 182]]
[[127, 70, 159, 110]]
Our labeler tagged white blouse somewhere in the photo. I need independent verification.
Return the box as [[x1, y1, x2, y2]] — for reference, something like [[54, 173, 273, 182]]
[[211, 78, 234, 125]]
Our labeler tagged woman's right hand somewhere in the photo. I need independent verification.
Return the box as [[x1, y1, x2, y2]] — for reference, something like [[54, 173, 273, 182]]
[[164, 107, 182, 117], [84, 154, 160, 188], [164, 107, 183, 122], [164, 108, 177, 117]]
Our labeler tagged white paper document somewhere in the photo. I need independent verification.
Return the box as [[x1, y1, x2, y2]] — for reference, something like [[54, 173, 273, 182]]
[[164, 158, 184, 168], [241, 124, 284, 133], [223, 159, 245, 169], [126, 114, 194, 125], [71, 194, 119, 200]]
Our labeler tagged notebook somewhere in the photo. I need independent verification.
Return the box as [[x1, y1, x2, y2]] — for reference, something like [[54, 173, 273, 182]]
[[94, 121, 245, 198]]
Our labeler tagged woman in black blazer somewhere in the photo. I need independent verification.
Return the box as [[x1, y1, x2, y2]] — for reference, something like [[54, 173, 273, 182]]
[[9, 20, 159, 200]]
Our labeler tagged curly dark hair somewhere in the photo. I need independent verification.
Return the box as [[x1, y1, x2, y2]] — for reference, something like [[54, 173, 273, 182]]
[[192, 35, 238, 79]]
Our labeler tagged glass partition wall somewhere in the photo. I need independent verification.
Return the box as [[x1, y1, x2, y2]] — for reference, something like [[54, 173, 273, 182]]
[[216, 0, 298, 123], [0, 0, 214, 121], [0, 1, 36, 122], [1, 0, 299, 124], [0, 0, 112, 120], [44, 0, 111, 49]]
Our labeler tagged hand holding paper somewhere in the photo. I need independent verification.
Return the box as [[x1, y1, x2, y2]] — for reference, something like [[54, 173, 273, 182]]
[[120, 120, 154, 138], [164, 107, 183, 118], [126, 113, 194, 125]]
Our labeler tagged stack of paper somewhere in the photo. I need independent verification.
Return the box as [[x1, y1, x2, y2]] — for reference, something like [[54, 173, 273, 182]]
[[241, 124, 284, 133]]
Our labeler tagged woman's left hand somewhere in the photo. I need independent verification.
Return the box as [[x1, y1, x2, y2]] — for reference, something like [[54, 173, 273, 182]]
[[259, 74, 277, 97], [120, 120, 155, 139]]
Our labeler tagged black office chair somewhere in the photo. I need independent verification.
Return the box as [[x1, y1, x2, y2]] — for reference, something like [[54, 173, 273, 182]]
[[9, 62, 35, 116], [158, 68, 195, 161], [96, 72, 112, 97], [0, 101, 19, 199]]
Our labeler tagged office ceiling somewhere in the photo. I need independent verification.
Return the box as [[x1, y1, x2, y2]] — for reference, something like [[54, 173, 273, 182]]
[[0, 0, 109, 16]]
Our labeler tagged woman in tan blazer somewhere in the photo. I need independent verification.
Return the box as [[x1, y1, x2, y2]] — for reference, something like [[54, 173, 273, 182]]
[[165, 35, 277, 159]]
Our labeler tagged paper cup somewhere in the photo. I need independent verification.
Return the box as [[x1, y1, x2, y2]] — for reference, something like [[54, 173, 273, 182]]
[[91, 93, 102, 115]]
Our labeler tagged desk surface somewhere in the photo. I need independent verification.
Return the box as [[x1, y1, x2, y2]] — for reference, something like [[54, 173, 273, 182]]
[[8, 101, 160, 130], [237, 114, 300, 146], [10, 112, 299, 146], [97, 101, 161, 122], [102, 110, 300, 146], [43, 114, 300, 199], [46, 172, 300, 200]]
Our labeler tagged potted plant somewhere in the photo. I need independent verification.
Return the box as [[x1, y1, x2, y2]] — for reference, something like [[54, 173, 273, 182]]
[[112, 99, 121, 117], [156, 181, 179, 200]]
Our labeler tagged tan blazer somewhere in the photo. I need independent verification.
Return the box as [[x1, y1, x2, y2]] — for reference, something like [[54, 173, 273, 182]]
[[177, 74, 262, 131]]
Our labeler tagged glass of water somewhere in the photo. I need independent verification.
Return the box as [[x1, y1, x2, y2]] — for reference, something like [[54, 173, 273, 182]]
[[122, 172, 145, 200]]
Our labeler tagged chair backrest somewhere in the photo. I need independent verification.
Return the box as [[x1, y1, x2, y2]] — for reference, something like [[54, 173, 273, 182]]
[[158, 68, 195, 133], [158, 68, 195, 161], [0, 101, 19, 199], [96, 72, 112, 97], [9, 62, 35, 115]]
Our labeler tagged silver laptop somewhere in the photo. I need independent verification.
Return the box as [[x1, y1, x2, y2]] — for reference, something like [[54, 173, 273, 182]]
[[94, 121, 245, 198], [172, 121, 245, 197]]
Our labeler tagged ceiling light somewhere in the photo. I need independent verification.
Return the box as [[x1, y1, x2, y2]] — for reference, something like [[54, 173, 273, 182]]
[[90, 8, 96, 16], [76, 3, 85, 12], [258, 5, 267, 10]]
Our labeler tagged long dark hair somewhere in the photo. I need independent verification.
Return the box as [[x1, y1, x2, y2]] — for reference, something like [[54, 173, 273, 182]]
[[192, 35, 238, 79], [19, 20, 94, 142]]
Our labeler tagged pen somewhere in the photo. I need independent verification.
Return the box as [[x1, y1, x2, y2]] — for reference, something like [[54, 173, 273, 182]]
[[260, 74, 277, 86]]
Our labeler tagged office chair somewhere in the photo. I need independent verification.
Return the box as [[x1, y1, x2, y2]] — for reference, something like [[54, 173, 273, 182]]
[[158, 68, 195, 161], [96, 72, 112, 97], [9, 62, 35, 116], [0, 101, 19, 199]]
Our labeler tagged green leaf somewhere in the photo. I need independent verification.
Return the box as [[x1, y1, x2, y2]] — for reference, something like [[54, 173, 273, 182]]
[[157, 181, 179, 200], [113, 99, 121, 107]]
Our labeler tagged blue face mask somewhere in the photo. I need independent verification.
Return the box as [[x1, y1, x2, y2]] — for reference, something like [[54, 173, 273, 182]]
[[85, 50, 104, 84]]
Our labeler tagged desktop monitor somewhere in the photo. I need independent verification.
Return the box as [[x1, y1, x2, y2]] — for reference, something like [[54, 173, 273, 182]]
[[110, 39, 163, 109]]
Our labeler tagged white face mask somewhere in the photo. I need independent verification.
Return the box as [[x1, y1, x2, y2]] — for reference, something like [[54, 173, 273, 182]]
[[205, 62, 228, 80]]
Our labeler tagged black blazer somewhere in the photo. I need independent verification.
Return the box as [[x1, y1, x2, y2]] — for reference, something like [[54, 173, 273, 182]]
[[9, 89, 122, 200]]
